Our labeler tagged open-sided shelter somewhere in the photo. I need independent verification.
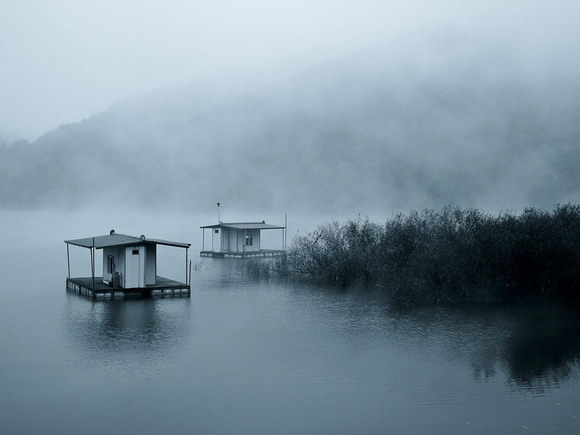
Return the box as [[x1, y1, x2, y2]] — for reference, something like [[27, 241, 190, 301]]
[[65, 230, 191, 298], [200, 221, 286, 258]]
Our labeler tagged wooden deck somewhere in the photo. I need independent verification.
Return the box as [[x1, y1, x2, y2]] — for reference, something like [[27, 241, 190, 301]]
[[66, 276, 190, 299], [200, 249, 286, 258]]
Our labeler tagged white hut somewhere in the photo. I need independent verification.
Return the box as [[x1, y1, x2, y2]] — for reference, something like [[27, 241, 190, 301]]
[[65, 230, 191, 298], [200, 221, 286, 258]]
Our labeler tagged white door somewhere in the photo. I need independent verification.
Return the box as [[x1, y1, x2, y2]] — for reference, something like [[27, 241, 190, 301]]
[[223, 229, 230, 251], [125, 246, 144, 288]]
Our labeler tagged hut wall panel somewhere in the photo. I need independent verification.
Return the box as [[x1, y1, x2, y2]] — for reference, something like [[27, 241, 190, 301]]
[[212, 228, 222, 252], [237, 229, 260, 252], [228, 229, 237, 252]]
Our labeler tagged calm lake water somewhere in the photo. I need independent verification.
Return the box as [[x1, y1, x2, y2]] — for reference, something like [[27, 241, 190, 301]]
[[1, 210, 580, 434]]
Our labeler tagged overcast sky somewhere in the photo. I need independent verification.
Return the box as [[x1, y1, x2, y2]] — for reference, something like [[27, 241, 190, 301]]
[[1, 0, 579, 142]]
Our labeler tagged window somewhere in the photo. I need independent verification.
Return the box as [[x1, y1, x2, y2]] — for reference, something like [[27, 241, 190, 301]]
[[215, 229, 219, 234], [107, 255, 114, 274], [132, 249, 139, 255], [245, 235, 253, 246]]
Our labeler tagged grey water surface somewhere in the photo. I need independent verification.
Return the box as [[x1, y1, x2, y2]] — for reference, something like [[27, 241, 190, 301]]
[[1, 211, 579, 434]]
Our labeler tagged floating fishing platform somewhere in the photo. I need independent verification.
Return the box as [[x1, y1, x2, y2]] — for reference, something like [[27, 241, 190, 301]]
[[65, 230, 192, 300], [66, 276, 190, 299], [200, 218, 287, 259]]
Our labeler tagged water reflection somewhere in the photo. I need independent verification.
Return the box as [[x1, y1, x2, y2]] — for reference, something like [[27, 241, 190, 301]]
[[386, 302, 580, 392], [503, 306, 580, 391], [63, 261, 580, 395], [63, 294, 191, 363]]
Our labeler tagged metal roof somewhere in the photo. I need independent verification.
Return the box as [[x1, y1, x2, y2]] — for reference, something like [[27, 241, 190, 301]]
[[200, 222, 285, 230], [65, 232, 190, 249]]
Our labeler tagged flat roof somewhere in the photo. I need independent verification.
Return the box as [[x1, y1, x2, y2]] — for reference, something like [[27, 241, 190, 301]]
[[200, 222, 285, 230], [65, 232, 190, 249]]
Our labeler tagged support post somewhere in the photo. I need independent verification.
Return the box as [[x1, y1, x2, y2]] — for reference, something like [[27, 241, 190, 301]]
[[185, 248, 189, 285], [188, 260, 192, 291], [91, 237, 95, 290], [66, 243, 71, 279]]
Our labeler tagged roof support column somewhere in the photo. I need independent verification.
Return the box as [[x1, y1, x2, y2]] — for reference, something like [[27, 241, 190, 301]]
[[66, 243, 70, 279], [91, 237, 95, 290]]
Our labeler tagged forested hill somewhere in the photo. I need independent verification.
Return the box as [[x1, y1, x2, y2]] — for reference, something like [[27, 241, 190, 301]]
[[1, 44, 579, 214]]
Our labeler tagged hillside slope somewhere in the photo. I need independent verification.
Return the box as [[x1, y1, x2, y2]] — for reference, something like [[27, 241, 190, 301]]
[[2, 44, 579, 213]]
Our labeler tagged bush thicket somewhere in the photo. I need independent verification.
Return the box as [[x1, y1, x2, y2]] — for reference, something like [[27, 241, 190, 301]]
[[273, 205, 580, 306]]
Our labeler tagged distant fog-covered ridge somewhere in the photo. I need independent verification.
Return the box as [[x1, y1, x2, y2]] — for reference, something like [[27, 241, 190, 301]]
[[1, 45, 579, 212]]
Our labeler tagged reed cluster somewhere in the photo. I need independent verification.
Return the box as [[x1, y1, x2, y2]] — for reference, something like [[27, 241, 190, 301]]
[[277, 205, 580, 305]]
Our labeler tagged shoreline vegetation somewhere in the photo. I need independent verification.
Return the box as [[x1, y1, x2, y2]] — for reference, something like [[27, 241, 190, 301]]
[[248, 204, 580, 306]]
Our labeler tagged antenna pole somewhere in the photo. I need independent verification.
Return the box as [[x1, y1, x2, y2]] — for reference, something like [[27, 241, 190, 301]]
[[217, 202, 221, 223]]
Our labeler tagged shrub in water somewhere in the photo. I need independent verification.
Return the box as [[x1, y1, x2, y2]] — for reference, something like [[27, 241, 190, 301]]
[[281, 204, 580, 306]]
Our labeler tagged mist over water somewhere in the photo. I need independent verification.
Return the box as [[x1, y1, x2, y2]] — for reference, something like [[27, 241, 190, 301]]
[[1, 210, 580, 434]]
